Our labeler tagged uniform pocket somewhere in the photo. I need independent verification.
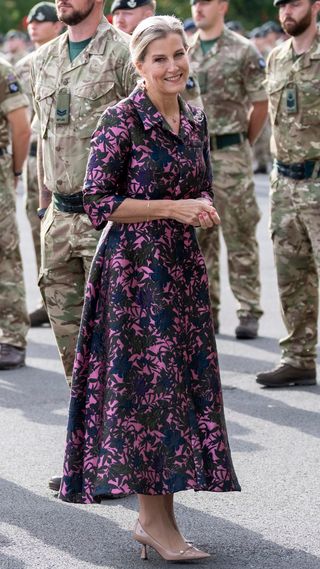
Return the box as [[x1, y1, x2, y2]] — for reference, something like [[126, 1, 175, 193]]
[[266, 79, 285, 125], [74, 82, 116, 137], [34, 85, 56, 138], [299, 79, 320, 125]]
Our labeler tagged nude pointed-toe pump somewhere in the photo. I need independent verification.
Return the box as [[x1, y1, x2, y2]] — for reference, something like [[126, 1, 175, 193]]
[[133, 520, 210, 562]]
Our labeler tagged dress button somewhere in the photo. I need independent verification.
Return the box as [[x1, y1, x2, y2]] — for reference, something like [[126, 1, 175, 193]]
[[63, 79, 69, 85]]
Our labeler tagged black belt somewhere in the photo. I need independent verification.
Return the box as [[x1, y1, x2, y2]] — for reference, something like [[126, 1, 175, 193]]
[[275, 159, 320, 180], [210, 132, 247, 151], [0, 148, 8, 157], [29, 142, 37, 157], [53, 191, 85, 213]]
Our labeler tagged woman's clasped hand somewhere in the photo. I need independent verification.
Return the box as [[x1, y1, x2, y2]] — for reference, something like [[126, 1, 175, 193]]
[[171, 198, 221, 228]]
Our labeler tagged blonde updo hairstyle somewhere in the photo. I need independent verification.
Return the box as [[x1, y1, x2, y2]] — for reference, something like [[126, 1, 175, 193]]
[[130, 15, 189, 67]]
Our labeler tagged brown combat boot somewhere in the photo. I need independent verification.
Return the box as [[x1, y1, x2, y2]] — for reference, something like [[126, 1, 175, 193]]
[[256, 364, 316, 387], [0, 343, 26, 370], [235, 316, 258, 339], [29, 306, 50, 327]]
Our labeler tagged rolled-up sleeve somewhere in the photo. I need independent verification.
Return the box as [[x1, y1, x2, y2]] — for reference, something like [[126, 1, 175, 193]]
[[83, 106, 131, 230]]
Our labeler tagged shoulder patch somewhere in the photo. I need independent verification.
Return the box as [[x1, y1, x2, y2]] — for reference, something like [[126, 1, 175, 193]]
[[8, 81, 20, 93], [186, 77, 196, 90]]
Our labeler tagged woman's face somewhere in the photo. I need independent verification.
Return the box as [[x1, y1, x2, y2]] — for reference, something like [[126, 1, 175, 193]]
[[136, 33, 189, 97]]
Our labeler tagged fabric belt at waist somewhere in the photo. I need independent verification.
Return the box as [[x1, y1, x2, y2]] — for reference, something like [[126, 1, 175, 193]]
[[275, 159, 320, 180], [210, 132, 247, 151], [53, 191, 85, 213], [29, 142, 37, 157], [0, 147, 9, 157]]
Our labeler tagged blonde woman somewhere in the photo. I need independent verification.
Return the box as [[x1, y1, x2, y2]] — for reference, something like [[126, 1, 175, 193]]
[[59, 15, 240, 562]]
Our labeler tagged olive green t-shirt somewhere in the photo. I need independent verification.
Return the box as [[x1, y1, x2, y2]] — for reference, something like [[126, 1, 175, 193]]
[[68, 38, 92, 62], [200, 37, 219, 55]]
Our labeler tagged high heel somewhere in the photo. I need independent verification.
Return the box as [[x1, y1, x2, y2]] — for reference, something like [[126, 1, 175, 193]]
[[133, 520, 210, 562], [141, 544, 148, 560]]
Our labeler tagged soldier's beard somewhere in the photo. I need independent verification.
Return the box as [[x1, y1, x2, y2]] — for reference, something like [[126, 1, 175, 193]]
[[58, 1, 95, 26], [281, 9, 312, 37]]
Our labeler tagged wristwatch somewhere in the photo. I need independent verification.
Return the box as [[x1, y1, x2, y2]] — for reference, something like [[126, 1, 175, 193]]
[[37, 207, 47, 220]]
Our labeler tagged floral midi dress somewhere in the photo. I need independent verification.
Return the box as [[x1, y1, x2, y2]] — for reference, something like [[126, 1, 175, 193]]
[[59, 87, 240, 503]]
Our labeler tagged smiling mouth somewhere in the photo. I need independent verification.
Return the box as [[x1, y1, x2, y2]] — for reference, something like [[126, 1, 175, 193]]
[[165, 74, 184, 82]]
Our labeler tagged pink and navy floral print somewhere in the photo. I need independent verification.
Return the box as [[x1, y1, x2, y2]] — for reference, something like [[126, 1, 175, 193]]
[[59, 87, 240, 503]]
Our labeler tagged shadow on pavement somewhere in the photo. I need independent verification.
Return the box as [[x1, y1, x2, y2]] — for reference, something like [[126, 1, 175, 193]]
[[26, 340, 60, 361], [224, 387, 320, 439], [1, 478, 319, 569], [218, 334, 280, 356], [0, 552, 26, 569], [225, 420, 264, 453], [0, 365, 68, 427]]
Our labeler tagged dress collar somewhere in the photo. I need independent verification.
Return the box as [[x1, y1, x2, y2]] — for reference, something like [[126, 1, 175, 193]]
[[128, 85, 196, 132]]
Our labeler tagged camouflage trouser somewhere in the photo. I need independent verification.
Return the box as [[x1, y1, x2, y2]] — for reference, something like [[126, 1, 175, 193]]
[[270, 170, 320, 369], [197, 139, 262, 319], [0, 154, 29, 348], [23, 154, 41, 272], [39, 204, 101, 385], [253, 118, 272, 170]]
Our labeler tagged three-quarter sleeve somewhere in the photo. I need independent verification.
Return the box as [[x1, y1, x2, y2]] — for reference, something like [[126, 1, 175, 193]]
[[83, 105, 131, 230], [200, 113, 214, 204]]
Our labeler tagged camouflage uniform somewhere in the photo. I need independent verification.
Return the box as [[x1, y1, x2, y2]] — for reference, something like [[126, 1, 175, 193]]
[[189, 27, 266, 321], [266, 32, 320, 369], [0, 57, 29, 348], [253, 46, 272, 173], [30, 18, 136, 385], [253, 117, 272, 172], [4, 50, 29, 67], [16, 52, 41, 273]]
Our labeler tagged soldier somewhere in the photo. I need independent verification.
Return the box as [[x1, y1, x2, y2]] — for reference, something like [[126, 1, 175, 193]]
[[111, 0, 156, 34], [0, 57, 30, 369], [16, 3, 64, 327], [225, 20, 247, 36], [256, 0, 320, 388], [189, 0, 268, 338], [3, 31, 29, 66], [30, 0, 136, 491]]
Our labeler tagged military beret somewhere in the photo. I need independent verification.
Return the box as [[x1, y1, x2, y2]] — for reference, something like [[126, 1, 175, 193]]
[[4, 29, 27, 41], [261, 20, 282, 34], [226, 20, 246, 34], [27, 2, 58, 24], [183, 18, 196, 33], [111, 0, 153, 14], [273, 0, 292, 6], [249, 27, 266, 39]]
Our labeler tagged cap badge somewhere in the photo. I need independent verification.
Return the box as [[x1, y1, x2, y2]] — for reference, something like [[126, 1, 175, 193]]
[[36, 11, 46, 21], [128, 1, 137, 7]]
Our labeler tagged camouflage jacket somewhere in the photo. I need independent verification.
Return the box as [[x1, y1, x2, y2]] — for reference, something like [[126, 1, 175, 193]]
[[189, 26, 267, 135], [3, 49, 29, 67], [30, 17, 136, 196], [266, 31, 320, 163], [0, 56, 28, 149], [16, 51, 38, 144]]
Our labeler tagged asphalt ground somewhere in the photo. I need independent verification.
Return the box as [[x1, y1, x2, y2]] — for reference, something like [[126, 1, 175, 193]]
[[0, 175, 319, 569]]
